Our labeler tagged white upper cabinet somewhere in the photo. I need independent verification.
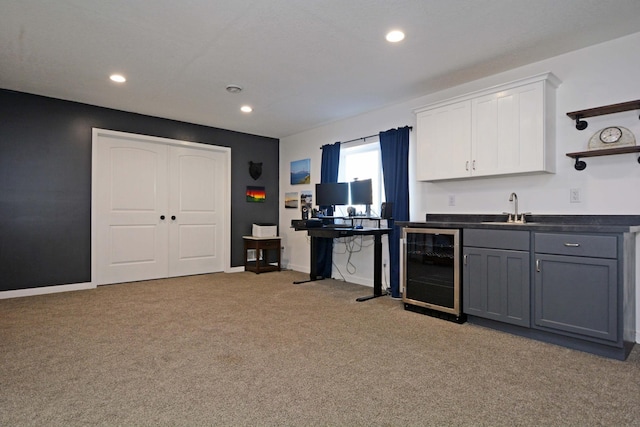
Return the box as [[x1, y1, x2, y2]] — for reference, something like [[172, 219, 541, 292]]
[[416, 100, 471, 181], [415, 73, 561, 181]]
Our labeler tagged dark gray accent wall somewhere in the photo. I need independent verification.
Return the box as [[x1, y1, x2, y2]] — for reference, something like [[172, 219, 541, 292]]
[[0, 89, 279, 291]]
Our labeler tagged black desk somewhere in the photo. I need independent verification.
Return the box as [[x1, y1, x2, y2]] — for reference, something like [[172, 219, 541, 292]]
[[293, 225, 391, 302], [315, 216, 383, 228]]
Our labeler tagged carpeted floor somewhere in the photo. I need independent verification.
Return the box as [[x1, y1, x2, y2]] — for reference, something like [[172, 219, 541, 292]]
[[1, 270, 639, 426]]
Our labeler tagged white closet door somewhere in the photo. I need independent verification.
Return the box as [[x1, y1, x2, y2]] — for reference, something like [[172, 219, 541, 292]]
[[94, 135, 169, 285], [93, 129, 229, 286], [168, 145, 225, 276]]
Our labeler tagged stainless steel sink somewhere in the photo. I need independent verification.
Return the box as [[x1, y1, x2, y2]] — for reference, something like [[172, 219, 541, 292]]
[[481, 221, 537, 225]]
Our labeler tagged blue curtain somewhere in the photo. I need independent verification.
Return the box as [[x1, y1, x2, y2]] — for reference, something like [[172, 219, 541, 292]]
[[318, 142, 341, 278], [379, 126, 410, 298]]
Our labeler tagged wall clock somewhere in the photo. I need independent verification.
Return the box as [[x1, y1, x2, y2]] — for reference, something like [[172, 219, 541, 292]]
[[588, 126, 636, 150]]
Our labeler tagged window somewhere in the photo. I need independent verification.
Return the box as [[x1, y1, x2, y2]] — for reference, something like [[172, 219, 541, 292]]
[[337, 139, 385, 217]]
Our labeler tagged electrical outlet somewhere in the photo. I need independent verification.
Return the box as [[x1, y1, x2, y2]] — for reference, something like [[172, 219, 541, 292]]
[[570, 188, 581, 203], [448, 195, 456, 206]]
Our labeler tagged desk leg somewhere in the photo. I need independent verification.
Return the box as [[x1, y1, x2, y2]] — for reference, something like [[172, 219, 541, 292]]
[[293, 235, 325, 284], [356, 233, 387, 302]]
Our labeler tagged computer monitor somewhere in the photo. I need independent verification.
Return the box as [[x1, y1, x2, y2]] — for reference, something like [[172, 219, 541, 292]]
[[315, 182, 349, 207], [349, 179, 373, 205]]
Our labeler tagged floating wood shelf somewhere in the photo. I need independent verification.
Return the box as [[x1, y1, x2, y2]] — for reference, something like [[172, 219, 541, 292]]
[[566, 146, 640, 170], [567, 100, 640, 120], [567, 100, 640, 130]]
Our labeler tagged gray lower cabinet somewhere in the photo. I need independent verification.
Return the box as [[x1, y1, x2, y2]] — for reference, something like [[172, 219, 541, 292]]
[[533, 233, 618, 343], [462, 228, 635, 360], [463, 229, 530, 327]]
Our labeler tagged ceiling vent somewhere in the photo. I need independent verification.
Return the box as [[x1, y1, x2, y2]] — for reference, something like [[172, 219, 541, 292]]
[[226, 84, 243, 94]]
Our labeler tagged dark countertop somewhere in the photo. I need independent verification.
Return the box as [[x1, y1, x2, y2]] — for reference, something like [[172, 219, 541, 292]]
[[397, 214, 640, 233]]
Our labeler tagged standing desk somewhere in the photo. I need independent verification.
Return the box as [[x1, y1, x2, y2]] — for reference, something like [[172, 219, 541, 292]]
[[292, 224, 391, 302]]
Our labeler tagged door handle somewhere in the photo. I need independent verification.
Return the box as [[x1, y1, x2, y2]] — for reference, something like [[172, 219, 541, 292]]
[[465, 161, 469, 171], [564, 243, 580, 247], [472, 160, 476, 170], [536, 259, 541, 272], [160, 215, 165, 220], [463, 254, 467, 266], [171, 215, 176, 220]]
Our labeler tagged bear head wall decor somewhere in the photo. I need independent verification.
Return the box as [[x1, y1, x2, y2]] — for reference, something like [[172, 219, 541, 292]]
[[249, 161, 263, 180]]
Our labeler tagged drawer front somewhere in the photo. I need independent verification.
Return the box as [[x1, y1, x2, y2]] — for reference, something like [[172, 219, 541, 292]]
[[534, 233, 617, 258], [464, 228, 529, 251], [258, 240, 281, 250], [244, 238, 281, 250]]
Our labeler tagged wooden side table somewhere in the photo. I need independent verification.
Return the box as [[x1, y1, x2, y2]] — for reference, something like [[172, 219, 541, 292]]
[[243, 236, 281, 274]]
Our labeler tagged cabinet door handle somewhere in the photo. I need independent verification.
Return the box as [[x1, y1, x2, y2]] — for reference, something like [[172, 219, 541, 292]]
[[463, 254, 467, 266], [465, 161, 469, 171], [563, 243, 580, 247], [472, 160, 476, 170], [536, 259, 541, 272]]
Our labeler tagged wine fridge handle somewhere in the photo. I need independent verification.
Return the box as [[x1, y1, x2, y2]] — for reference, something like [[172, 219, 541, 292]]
[[399, 238, 405, 294]]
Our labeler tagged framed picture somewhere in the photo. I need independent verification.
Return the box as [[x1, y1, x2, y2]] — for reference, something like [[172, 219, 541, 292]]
[[246, 186, 266, 202], [285, 192, 298, 209], [300, 191, 312, 214], [290, 158, 310, 185]]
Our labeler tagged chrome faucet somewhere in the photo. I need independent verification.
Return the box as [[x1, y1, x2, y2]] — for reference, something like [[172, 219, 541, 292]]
[[506, 192, 531, 223], [509, 192, 518, 220], [501, 193, 531, 223]]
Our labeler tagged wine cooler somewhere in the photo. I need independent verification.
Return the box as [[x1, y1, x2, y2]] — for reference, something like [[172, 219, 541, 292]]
[[401, 227, 465, 323]]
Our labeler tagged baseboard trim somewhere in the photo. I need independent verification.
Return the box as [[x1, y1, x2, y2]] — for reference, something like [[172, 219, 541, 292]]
[[0, 282, 95, 299], [284, 263, 309, 274]]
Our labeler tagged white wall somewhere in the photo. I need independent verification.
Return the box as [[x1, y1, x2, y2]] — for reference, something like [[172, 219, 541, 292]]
[[280, 32, 640, 341]]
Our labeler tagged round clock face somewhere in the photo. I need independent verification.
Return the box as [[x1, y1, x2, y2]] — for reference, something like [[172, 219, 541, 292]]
[[600, 126, 623, 143], [588, 126, 636, 151]]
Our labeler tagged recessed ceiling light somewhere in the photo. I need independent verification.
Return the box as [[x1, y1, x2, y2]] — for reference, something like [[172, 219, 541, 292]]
[[386, 30, 405, 43], [110, 74, 126, 83], [226, 84, 243, 93], [241, 105, 253, 113]]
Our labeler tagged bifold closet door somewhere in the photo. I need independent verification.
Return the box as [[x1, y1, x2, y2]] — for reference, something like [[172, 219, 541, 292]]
[[94, 132, 226, 285]]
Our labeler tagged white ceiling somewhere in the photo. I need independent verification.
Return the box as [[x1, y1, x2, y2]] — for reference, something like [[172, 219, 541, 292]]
[[2, 0, 640, 139]]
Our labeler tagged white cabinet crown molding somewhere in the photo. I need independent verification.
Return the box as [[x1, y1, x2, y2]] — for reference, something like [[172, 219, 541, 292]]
[[413, 72, 561, 114]]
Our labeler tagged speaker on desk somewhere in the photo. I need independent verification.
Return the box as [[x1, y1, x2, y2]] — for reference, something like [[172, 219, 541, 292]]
[[381, 202, 393, 219], [301, 206, 309, 220]]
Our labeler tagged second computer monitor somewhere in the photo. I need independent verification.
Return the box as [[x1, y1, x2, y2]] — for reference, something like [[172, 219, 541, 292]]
[[350, 179, 373, 205]]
